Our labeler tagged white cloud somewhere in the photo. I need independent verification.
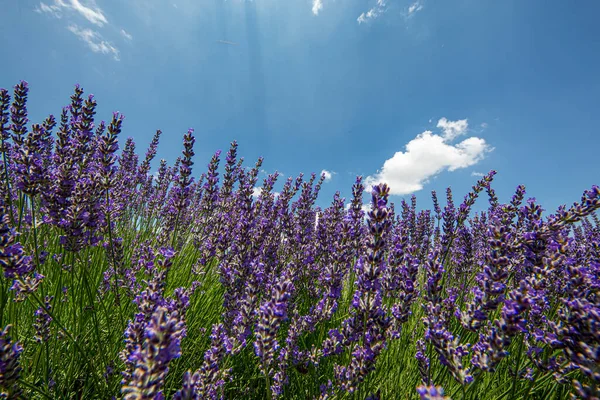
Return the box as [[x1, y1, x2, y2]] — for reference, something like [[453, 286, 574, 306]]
[[365, 118, 492, 195], [471, 171, 485, 177], [67, 0, 107, 26], [357, 0, 386, 24], [67, 24, 120, 60], [253, 187, 279, 198], [35, 0, 107, 26], [321, 169, 335, 182], [408, 1, 423, 15], [120, 29, 133, 41], [344, 203, 372, 220], [436, 117, 468, 140], [345, 202, 371, 212], [312, 0, 323, 15], [480, 122, 489, 129], [35, 2, 62, 17]]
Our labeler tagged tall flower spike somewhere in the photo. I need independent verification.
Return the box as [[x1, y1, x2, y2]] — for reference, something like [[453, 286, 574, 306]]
[[33, 296, 54, 343], [325, 183, 391, 393], [138, 130, 162, 178], [121, 307, 186, 400], [9, 81, 28, 147], [0, 325, 23, 399], [0, 89, 11, 147], [16, 123, 48, 196], [168, 129, 196, 247], [416, 385, 451, 400], [99, 112, 124, 190], [0, 206, 42, 301]]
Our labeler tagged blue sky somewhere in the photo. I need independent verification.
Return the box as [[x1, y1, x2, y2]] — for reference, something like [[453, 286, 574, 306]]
[[1, 0, 599, 213]]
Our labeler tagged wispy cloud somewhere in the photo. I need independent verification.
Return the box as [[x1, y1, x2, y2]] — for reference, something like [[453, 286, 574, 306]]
[[365, 118, 492, 195], [67, 24, 119, 60], [312, 0, 323, 15], [357, 0, 386, 24], [35, 0, 107, 26], [408, 1, 423, 16], [216, 40, 238, 46], [69, 0, 107, 26], [320, 169, 335, 182], [120, 29, 133, 41], [34, 2, 62, 17], [471, 171, 485, 177]]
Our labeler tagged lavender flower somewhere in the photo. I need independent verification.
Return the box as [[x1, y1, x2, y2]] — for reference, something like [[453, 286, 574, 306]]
[[9, 81, 28, 147], [173, 323, 232, 400], [422, 250, 473, 385], [416, 385, 451, 400], [0, 325, 23, 399], [121, 307, 186, 399], [33, 296, 53, 343], [0, 206, 43, 301], [254, 275, 293, 395], [0, 80, 598, 399], [321, 183, 392, 393]]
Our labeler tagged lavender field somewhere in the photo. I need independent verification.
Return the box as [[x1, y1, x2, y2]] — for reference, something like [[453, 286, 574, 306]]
[[0, 81, 598, 399]]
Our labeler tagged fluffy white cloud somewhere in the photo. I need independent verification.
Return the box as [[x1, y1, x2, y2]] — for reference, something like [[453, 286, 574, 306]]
[[436, 117, 468, 140], [120, 29, 133, 41], [312, 0, 323, 15], [67, 24, 120, 60], [321, 169, 335, 182], [365, 118, 492, 195], [36, 0, 107, 26], [345, 202, 372, 213], [252, 187, 280, 198], [357, 0, 386, 24], [408, 1, 423, 15]]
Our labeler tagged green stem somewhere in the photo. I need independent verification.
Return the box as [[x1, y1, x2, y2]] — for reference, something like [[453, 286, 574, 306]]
[[30, 196, 40, 269], [45, 341, 50, 389], [0, 139, 15, 225], [18, 378, 53, 399], [80, 253, 109, 374], [510, 337, 524, 400], [25, 289, 98, 390], [171, 209, 181, 249], [264, 362, 273, 400], [17, 192, 25, 231], [105, 189, 122, 313]]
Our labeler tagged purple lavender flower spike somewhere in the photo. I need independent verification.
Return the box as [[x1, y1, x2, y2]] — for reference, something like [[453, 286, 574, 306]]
[[0, 325, 23, 399], [180, 323, 232, 399], [0, 206, 43, 301], [33, 296, 54, 343], [320, 183, 391, 393], [173, 371, 201, 400], [121, 307, 186, 399], [9, 81, 29, 147], [416, 385, 451, 400]]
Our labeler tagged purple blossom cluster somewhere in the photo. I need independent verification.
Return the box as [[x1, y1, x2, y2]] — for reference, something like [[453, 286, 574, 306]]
[[0, 81, 598, 399], [0, 325, 23, 399]]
